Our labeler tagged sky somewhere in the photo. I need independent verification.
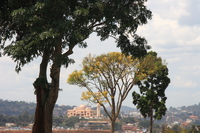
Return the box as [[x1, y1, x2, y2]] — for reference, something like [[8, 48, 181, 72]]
[[0, 0, 200, 108]]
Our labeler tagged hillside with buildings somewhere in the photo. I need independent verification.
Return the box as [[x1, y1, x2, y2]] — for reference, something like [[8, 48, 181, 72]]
[[1, 99, 200, 132], [0, 99, 134, 117]]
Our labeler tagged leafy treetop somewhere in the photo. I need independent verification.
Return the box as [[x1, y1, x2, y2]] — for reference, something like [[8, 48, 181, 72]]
[[0, 0, 152, 72]]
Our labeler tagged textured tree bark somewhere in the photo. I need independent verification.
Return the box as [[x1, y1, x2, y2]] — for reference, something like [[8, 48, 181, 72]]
[[45, 40, 62, 133], [32, 42, 61, 133], [32, 66, 60, 133], [32, 49, 49, 133], [32, 35, 72, 133], [43, 64, 60, 133], [32, 86, 45, 133]]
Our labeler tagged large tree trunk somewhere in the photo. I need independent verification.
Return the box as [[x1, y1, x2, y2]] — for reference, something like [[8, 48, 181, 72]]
[[32, 49, 49, 133], [32, 79, 60, 133], [32, 66, 61, 133], [43, 64, 61, 132], [44, 40, 62, 133], [32, 41, 62, 133], [32, 86, 45, 133]]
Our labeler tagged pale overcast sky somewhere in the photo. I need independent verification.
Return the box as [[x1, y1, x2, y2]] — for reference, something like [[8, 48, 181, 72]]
[[1, 0, 200, 108]]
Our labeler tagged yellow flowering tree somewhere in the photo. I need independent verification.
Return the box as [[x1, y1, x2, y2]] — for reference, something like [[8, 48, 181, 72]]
[[67, 52, 164, 133]]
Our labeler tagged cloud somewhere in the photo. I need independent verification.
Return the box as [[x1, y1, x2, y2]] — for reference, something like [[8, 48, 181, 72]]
[[138, 14, 200, 48], [166, 91, 200, 107], [136, 0, 200, 108], [0, 90, 36, 103], [147, 0, 189, 20], [179, 0, 200, 26], [172, 75, 197, 88]]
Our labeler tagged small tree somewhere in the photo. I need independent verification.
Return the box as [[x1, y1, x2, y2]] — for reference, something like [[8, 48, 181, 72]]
[[65, 116, 80, 128], [132, 52, 170, 133], [122, 117, 136, 124], [67, 52, 163, 133]]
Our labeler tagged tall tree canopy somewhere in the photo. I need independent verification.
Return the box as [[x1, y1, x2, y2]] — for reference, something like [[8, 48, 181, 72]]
[[67, 52, 164, 133], [0, 0, 152, 132], [132, 52, 170, 133]]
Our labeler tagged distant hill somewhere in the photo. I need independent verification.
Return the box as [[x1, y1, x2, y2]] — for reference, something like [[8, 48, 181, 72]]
[[169, 103, 200, 116], [0, 99, 136, 116], [121, 105, 136, 112], [0, 99, 36, 116], [105, 105, 136, 112], [2, 99, 200, 117], [0, 99, 75, 116]]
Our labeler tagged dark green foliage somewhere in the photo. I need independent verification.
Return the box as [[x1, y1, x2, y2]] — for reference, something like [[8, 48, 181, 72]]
[[0, 111, 34, 127], [65, 116, 81, 128], [171, 124, 179, 132], [132, 52, 170, 120], [53, 115, 65, 127], [122, 117, 135, 124], [133, 68, 169, 120], [138, 120, 150, 128], [0, 99, 36, 116], [1, 0, 152, 72], [114, 122, 122, 131], [132, 51, 170, 133]]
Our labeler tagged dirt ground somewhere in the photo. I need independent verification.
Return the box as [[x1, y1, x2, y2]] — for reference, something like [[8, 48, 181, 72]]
[[0, 130, 110, 133]]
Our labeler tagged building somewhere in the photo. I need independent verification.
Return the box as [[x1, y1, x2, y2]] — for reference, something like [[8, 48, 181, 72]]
[[5, 123, 16, 127], [67, 104, 101, 118], [189, 115, 198, 120], [122, 125, 140, 132], [75, 120, 110, 130]]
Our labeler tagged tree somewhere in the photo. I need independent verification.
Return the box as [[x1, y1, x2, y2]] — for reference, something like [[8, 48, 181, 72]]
[[65, 116, 80, 128], [122, 117, 136, 124], [115, 122, 122, 131], [138, 119, 150, 128], [53, 115, 64, 127], [171, 124, 179, 132], [67, 52, 163, 133], [132, 52, 170, 133], [0, 0, 152, 132]]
